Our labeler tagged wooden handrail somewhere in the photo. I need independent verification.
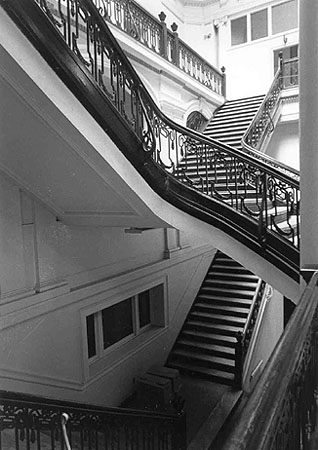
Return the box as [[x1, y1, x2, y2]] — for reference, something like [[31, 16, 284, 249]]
[[0, 390, 186, 450], [0, 0, 300, 280], [216, 273, 318, 450]]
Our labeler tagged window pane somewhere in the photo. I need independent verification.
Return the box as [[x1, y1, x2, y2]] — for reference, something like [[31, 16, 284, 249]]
[[272, 0, 298, 34], [231, 16, 247, 46], [102, 299, 133, 349], [251, 9, 268, 41], [138, 290, 151, 328], [86, 314, 96, 358]]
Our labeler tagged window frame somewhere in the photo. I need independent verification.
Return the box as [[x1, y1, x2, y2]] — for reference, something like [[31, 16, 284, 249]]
[[230, 1, 298, 48], [82, 281, 167, 366]]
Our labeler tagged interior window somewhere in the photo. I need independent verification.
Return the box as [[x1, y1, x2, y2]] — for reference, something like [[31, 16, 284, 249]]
[[251, 9, 268, 41], [231, 16, 247, 46], [272, 0, 298, 34]]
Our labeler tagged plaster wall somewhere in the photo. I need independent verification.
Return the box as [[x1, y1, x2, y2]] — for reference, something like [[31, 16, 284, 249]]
[[244, 287, 284, 392], [0, 172, 216, 406], [265, 121, 299, 169]]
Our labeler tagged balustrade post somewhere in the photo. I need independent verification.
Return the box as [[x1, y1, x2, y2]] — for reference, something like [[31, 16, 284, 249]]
[[171, 22, 179, 66], [278, 51, 284, 88], [158, 11, 168, 59], [235, 331, 244, 389], [221, 66, 226, 97]]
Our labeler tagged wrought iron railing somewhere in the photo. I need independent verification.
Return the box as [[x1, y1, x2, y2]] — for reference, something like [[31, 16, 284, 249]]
[[47, 0, 225, 95], [1, 0, 300, 280], [242, 54, 299, 173], [216, 272, 318, 450], [0, 391, 186, 450], [234, 279, 266, 388]]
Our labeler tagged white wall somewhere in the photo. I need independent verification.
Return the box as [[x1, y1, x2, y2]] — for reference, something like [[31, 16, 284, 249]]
[[265, 121, 299, 169], [0, 172, 215, 406], [244, 287, 284, 392]]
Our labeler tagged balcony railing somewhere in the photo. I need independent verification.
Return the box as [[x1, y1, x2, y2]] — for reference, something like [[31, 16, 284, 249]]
[[242, 53, 299, 173], [0, 0, 300, 280], [216, 272, 318, 450], [88, 0, 225, 96], [0, 391, 186, 450]]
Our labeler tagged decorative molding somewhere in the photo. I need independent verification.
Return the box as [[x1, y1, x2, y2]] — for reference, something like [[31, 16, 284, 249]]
[[0, 244, 215, 329], [0, 366, 83, 391]]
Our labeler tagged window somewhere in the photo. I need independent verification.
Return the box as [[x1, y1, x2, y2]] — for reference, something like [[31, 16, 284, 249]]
[[231, 16, 247, 46], [85, 284, 165, 360], [272, 0, 298, 34], [251, 9, 268, 41], [102, 298, 133, 349]]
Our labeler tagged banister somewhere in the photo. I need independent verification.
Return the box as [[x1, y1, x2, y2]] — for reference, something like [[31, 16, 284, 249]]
[[241, 55, 299, 182], [0, 0, 300, 280], [234, 279, 266, 388], [216, 272, 318, 450], [79, 0, 225, 95], [0, 390, 186, 450]]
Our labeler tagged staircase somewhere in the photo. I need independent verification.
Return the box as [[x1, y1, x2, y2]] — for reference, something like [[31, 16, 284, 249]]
[[167, 251, 261, 386], [203, 95, 265, 149]]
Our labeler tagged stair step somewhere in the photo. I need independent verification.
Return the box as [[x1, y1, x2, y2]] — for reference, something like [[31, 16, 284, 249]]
[[204, 279, 258, 290], [175, 339, 235, 359], [189, 311, 246, 327], [200, 287, 255, 299], [197, 294, 253, 308], [205, 271, 258, 282], [167, 361, 235, 385], [181, 329, 237, 347], [194, 303, 250, 318], [186, 319, 243, 336], [170, 349, 235, 372]]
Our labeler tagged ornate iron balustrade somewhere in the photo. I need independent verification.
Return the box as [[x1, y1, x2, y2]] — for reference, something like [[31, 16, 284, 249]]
[[1, 0, 300, 279], [0, 391, 186, 450], [82, 0, 225, 95], [242, 54, 299, 171], [234, 279, 267, 388], [216, 272, 318, 450]]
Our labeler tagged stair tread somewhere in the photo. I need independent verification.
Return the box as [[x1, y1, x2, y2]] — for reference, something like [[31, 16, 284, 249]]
[[204, 279, 258, 288], [197, 294, 253, 306], [171, 349, 235, 367], [190, 311, 246, 324], [186, 319, 243, 335], [168, 361, 235, 381], [206, 271, 258, 280], [177, 339, 235, 355], [194, 303, 250, 315], [182, 329, 237, 344], [201, 287, 255, 297]]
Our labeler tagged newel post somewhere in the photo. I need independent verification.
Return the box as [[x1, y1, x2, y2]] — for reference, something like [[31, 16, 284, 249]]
[[171, 22, 179, 66], [221, 66, 226, 97], [158, 11, 168, 59], [278, 51, 284, 88], [235, 331, 244, 389]]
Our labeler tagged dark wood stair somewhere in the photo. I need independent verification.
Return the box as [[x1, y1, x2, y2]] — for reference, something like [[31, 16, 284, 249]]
[[167, 251, 261, 386]]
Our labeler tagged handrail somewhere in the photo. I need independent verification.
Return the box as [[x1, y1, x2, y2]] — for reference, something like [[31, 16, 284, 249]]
[[0, 0, 300, 280], [241, 54, 299, 181], [216, 272, 318, 450], [0, 390, 186, 450], [234, 279, 266, 387], [61, 413, 72, 450], [49, 0, 225, 95]]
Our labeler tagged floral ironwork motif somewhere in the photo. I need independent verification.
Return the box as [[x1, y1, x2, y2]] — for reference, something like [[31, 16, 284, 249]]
[[20, 0, 300, 261]]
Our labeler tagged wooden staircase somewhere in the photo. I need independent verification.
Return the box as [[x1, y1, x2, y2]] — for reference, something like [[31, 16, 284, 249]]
[[167, 251, 261, 386], [203, 95, 265, 149]]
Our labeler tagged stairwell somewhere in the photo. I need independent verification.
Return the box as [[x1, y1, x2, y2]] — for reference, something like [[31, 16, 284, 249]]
[[167, 251, 261, 386]]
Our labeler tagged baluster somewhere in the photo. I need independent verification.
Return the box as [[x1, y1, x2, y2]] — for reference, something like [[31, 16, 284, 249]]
[[235, 331, 244, 388], [171, 23, 179, 66], [158, 12, 168, 59], [221, 66, 226, 97]]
